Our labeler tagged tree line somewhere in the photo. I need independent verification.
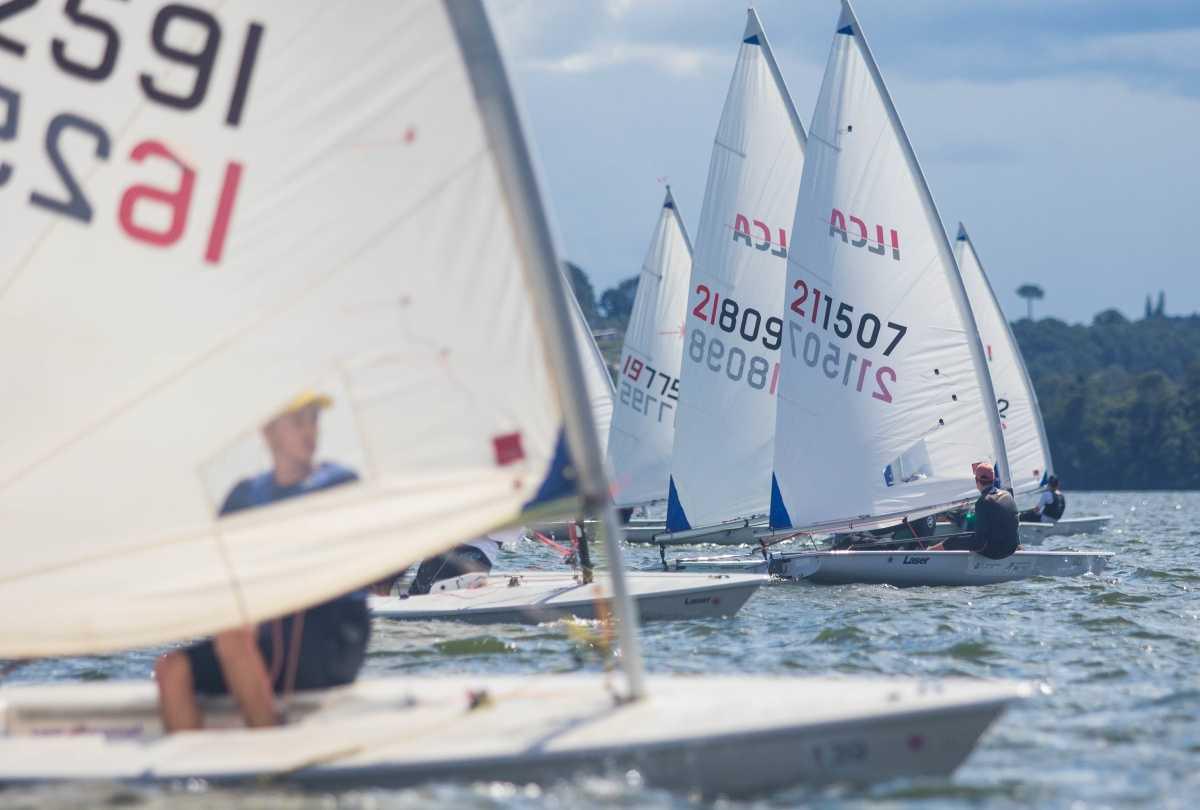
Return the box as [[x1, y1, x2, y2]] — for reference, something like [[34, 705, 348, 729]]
[[567, 266, 1200, 490]]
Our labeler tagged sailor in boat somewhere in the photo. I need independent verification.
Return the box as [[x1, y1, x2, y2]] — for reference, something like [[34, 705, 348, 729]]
[[1019, 475, 1067, 523], [155, 393, 369, 731], [927, 463, 1019, 559], [404, 530, 515, 595]]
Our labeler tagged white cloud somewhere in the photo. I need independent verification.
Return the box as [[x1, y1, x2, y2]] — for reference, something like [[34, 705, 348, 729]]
[[523, 41, 722, 77]]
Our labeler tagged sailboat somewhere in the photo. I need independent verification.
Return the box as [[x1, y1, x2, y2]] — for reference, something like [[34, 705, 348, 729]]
[[954, 225, 1112, 544], [679, 1, 1110, 586], [634, 9, 807, 547], [0, 0, 1027, 792], [607, 187, 693, 523], [369, 232, 767, 625]]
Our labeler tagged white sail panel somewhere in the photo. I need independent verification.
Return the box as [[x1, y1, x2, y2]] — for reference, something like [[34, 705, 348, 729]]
[[607, 188, 693, 507], [567, 275, 615, 450], [0, 0, 586, 657], [956, 225, 1053, 495], [665, 10, 806, 531], [770, 2, 1006, 531]]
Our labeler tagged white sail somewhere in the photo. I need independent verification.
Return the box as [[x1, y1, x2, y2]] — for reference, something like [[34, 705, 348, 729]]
[[956, 224, 1053, 496], [665, 9, 807, 531], [770, 1, 1008, 532], [607, 188, 693, 507], [566, 274, 615, 450], [0, 0, 601, 657]]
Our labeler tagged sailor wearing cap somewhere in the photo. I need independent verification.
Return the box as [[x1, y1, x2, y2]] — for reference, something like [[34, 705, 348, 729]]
[[928, 462, 1019, 559], [155, 391, 368, 733], [219, 392, 358, 516]]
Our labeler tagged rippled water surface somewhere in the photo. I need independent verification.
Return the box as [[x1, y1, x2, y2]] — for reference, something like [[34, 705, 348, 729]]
[[5, 492, 1198, 808]]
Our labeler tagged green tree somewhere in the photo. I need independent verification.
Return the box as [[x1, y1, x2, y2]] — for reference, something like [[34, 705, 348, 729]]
[[564, 262, 600, 327], [599, 277, 639, 323]]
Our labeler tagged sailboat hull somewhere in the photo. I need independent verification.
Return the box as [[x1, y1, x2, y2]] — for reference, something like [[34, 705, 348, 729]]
[[773, 549, 1111, 586], [369, 571, 765, 623], [1019, 515, 1112, 544], [0, 674, 1027, 796]]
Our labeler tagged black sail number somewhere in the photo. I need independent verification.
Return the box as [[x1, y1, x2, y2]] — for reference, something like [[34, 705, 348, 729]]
[[0, 0, 38, 58], [30, 113, 111, 222], [140, 3, 220, 111], [52, 0, 125, 81], [0, 84, 17, 186]]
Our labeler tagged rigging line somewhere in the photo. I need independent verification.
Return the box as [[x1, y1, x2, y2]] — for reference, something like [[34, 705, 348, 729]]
[[0, 146, 489, 497]]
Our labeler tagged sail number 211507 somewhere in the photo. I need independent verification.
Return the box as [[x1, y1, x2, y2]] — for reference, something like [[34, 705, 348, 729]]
[[787, 280, 906, 404]]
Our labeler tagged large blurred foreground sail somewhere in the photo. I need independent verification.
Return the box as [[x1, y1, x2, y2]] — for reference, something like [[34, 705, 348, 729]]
[[607, 187, 693, 508], [0, 0, 1027, 795], [0, 0, 591, 657]]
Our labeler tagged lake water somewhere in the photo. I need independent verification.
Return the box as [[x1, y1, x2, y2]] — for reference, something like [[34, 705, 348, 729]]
[[4, 492, 1197, 809]]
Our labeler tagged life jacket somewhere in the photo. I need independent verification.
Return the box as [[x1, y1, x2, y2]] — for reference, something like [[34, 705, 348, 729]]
[[976, 487, 1019, 559], [1044, 491, 1066, 520]]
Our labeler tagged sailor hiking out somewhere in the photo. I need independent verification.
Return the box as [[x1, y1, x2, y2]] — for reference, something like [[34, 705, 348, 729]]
[[928, 463, 1019, 559]]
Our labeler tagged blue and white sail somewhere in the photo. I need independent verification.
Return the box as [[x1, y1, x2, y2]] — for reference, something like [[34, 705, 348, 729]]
[[607, 187, 693, 507], [956, 224, 1053, 496], [666, 9, 807, 532], [770, 1, 1008, 533]]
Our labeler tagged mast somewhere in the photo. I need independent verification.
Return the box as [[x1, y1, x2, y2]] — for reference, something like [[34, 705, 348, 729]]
[[838, 0, 1010, 489], [446, 0, 645, 698]]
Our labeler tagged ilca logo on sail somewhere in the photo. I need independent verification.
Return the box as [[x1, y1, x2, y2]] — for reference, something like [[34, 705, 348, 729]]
[[732, 213, 787, 258], [829, 208, 900, 261]]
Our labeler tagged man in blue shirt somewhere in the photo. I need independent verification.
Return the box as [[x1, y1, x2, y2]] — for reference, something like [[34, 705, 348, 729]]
[[156, 393, 369, 732]]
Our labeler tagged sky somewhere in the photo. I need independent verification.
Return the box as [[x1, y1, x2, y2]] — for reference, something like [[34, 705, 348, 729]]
[[488, 0, 1200, 324]]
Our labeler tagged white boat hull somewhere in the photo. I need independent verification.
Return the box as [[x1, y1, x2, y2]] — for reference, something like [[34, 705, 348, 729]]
[[1019, 515, 1112, 544], [774, 550, 1112, 586], [0, 674, 1028, 796], [369, 571, 765, 623]]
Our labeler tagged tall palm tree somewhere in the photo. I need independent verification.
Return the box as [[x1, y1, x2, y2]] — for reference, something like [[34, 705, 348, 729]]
[[1016, 284, 1044, 321]]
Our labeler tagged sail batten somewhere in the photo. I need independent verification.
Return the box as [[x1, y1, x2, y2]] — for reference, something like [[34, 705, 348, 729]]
[[770, 0, 1007, 531], [666, 9, 807, 531]]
